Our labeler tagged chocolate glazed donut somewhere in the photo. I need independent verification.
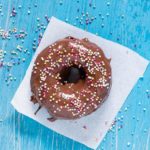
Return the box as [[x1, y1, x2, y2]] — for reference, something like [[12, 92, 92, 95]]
[[31, 37, 112, 121]]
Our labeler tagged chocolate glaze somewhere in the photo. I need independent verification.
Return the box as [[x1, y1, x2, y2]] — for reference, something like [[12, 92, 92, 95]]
[[31, 37, 112, 120]]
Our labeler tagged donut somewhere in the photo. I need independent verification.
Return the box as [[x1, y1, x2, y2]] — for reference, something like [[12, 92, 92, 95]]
[[31, 37, 112, 121]]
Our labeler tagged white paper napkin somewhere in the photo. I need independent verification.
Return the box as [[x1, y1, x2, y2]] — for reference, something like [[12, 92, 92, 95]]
[[11, 17, 149, 149]]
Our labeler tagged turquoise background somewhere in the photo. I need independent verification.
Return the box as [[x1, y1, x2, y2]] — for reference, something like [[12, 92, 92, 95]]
[[0, 0, 150, 150]]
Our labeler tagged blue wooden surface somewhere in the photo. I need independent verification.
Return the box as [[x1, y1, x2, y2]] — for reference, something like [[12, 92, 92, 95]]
[[0, 0, 150, 150]]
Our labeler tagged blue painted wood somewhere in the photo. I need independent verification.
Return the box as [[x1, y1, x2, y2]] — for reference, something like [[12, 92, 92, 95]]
[[0, 0, 150, 150]]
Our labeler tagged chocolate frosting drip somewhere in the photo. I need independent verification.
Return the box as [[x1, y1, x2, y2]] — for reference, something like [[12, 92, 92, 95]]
[[31, 37, 112, 120]]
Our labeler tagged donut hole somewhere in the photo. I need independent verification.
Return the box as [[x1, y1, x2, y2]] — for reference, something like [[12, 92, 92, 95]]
[[59, 65, 86, 84]]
